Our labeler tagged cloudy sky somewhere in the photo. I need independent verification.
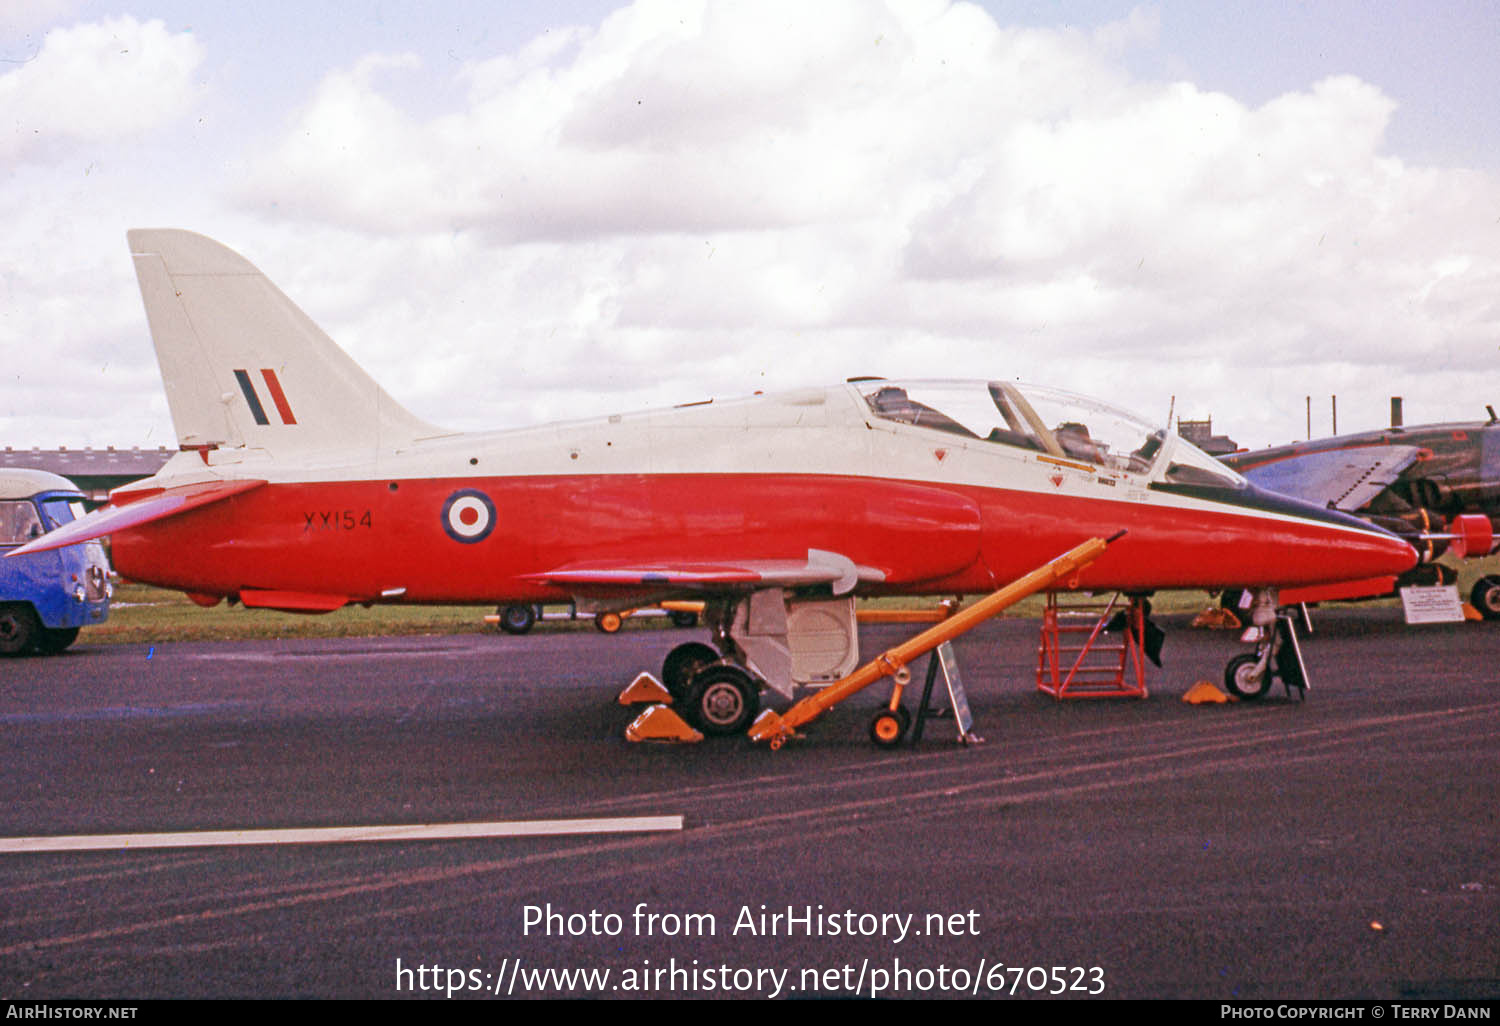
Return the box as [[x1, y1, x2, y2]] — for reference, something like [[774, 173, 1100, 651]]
[[2, 0, 1496, 453]]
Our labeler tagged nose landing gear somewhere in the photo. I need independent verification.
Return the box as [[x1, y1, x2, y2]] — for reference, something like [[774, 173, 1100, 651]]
[[1223, 611, 1308, 701]]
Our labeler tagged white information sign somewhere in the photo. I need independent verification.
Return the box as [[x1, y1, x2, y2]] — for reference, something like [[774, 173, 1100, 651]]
[[935, 641, 982, 744], [1399, 585, 1466, 624]]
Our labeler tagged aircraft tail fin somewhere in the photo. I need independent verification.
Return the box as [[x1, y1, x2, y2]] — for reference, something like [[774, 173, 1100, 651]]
[[127, 229, 447, 455]]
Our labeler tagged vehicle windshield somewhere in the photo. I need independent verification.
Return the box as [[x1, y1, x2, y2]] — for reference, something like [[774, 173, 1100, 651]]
[[38, 496, 82, 531], [855, 379, 1175, 476], [0, 501, 44, 545]]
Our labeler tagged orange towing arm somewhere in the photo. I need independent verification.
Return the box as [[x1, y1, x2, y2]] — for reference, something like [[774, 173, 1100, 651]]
[[747, 532, 1122, 748]]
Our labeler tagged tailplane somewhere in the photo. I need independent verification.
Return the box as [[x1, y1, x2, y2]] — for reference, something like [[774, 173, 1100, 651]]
[[128, 229, 447, 455]]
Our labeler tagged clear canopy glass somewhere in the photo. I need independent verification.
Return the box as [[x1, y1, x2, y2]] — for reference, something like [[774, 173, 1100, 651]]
[[853, 379, 1245, 488]]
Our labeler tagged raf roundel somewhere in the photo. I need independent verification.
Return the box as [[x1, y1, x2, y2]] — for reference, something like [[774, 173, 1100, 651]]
[[441, 489, 497, 544]]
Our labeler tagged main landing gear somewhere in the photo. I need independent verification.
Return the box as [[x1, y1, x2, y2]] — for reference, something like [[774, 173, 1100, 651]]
[[658, 642, 762, 737], [661, 641, 719, 701], [655, 590, 860, 737], [682, 665, 761, 735]]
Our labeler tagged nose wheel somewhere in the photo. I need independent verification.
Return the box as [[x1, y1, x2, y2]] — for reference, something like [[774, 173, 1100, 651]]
[[1224, 613, 1308, 701], [1224, 652, 1272, 700]]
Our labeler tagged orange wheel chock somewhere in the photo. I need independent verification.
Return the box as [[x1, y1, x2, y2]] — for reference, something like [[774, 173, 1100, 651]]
[[618, 672, 673, 706], [1182, 679, 1231, 704], [625, 704, 703, 743]]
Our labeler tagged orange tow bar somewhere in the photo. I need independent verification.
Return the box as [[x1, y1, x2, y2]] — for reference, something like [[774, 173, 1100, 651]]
[[747, 532, 1122, 749]]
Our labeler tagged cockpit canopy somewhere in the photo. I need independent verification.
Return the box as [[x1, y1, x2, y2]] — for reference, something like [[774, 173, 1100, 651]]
[[853, 379, 1245, 489]]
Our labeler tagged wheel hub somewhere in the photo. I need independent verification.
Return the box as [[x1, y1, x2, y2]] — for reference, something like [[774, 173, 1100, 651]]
[[701, 682, 744, 725]]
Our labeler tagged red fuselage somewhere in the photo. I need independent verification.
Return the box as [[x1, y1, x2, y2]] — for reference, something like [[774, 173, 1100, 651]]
[[110, 472, 1416, 604]]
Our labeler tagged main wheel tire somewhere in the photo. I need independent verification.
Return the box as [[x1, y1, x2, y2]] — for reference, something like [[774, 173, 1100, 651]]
[[498, 605, 537, 635], [868, 705, 911, 749], [684, 665, 760, 736], [0, 605, 41, 656], [1224, 652, 1272, 700], [35, 627, 80, 655], [1470, 575, 1500, 621], [595, 612, 623, 634], [661, 641, 720, 701], [669, 610, 699, 628]]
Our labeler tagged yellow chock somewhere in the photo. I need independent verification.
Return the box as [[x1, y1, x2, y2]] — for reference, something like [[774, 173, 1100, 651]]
[[1191, 607, 1242, 629], [1462, 603, 1483, 622], [1182, 679, 1231, 704], [618, 672, 673, 706], [625, 704, 703, 743]]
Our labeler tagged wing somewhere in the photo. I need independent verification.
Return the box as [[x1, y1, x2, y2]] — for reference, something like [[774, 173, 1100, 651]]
[[522, 548, 885, 599], [5, 479, 265, 557], [1237, 445, 1423, 512]]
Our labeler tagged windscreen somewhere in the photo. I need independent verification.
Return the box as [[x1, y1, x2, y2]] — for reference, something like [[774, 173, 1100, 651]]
[[856, 379, 1178, 477], [1160, 440, 1247, 489], [0, 501, 44, 545], [38, 497, 82, 531]]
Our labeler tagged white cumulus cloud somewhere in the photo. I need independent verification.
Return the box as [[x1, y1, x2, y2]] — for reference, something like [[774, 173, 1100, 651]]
[[0, 15, 204, 164], [223, 0, 1500, 448], [3, 1, 1497, 451]]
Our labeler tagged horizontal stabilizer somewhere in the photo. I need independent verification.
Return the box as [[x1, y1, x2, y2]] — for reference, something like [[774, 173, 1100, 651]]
[[5, 479, 265, 557], [524, 549, 883, 596]]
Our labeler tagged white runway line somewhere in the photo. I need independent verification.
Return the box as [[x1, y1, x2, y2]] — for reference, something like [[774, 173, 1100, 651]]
[[0, 815, 685, 854]]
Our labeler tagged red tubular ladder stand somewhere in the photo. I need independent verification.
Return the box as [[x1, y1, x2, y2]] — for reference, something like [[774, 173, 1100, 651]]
[[1036, 592, 1149, 699]]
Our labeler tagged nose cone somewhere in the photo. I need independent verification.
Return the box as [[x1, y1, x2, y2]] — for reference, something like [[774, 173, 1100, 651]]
[[1232, 483, 1418, 586], [1327, 518, 1420, 579], [1142, 478, 1418, 590]]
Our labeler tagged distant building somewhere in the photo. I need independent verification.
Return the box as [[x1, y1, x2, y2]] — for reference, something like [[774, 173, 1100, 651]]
[[0, 447, 173, 503], [1176, 418, 1239, 457]]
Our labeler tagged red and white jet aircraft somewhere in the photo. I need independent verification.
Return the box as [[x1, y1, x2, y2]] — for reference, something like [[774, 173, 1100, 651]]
[[19, 230, 1416, 733]]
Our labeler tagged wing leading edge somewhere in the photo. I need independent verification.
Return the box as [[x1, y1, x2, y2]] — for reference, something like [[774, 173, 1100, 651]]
[[523, 548, 885, 597], [1236, 445, 1423, 512]]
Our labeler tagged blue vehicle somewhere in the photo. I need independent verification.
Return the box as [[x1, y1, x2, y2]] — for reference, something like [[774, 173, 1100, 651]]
[[0, 469, 111, 655]]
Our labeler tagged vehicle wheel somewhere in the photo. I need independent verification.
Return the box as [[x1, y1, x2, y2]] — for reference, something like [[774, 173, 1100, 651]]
[[1470, 575, 1500, 621], [0, 605, 41, 656], [1224, 652, 1271, 700], [662, 642, 719, 701], [868, 705, 911, 749], [670, 610, 699, 628], [498, 605, 536, 635], [595, 612, 623, 634], [35, 627, 80, 655], [684, 665, 760, 736]]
